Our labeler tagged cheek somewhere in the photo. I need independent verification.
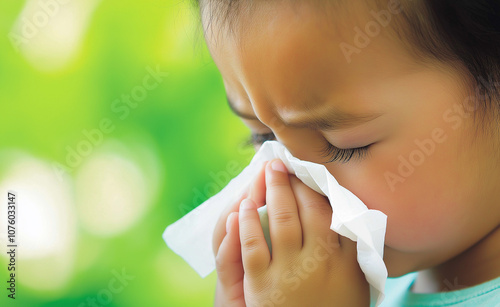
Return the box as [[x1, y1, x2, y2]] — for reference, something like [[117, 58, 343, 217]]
[[359, 180, 458, 252], [335, 135, 471, 253]]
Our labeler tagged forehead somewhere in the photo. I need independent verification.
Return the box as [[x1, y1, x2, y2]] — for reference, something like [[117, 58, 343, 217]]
[[202, 1, 417, 117]]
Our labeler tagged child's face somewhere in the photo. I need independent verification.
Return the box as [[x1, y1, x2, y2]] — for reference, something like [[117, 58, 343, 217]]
[[203, 2, 500, 276]]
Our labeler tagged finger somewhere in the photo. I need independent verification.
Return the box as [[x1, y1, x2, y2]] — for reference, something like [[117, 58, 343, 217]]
[[213, 192, 247, 257], [265, 159, 302, 256], [239, 198, 270, 277], [248, 161, 268, 208], [215, 212, 244, 289], [289, 176, 336, 247], [213, 161, 268, 257]]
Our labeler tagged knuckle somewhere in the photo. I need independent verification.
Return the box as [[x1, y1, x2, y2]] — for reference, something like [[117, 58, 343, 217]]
[[245, 257, 267, 277], [266, 176, 290, 189], [272, 209, 296, 226], [242, 234, 262, 252]]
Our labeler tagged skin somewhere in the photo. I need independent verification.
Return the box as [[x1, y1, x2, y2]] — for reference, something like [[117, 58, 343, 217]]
[[205, 1, 500, 304], [215, 160, 369, 306]]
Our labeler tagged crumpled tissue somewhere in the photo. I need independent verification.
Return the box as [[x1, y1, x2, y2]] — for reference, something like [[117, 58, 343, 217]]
[[163, 140, 388, 306]]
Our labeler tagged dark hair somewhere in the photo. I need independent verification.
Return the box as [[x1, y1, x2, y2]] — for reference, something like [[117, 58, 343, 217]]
[[394, 0, 500, 129], [195, 0, 500, 128]]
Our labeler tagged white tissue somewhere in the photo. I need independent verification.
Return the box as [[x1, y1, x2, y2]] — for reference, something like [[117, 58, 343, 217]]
[[163, 141, 388, 306]]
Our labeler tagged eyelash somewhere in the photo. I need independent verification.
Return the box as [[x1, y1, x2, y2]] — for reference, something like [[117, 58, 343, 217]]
[[319, 142, 371, 164], [245, 132, 371, 164]]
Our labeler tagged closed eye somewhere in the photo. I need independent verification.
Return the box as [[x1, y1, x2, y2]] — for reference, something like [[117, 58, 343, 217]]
[[245, 132, 371, 164], [318, 142, 371, 164]]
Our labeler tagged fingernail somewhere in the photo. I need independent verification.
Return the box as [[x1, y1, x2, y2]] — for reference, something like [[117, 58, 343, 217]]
[[240, 199, 255, 211], [271, 159, 287, 173]]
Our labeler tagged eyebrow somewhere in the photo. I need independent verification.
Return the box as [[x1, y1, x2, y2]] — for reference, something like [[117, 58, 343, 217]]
[[226, 96, 382, 131]]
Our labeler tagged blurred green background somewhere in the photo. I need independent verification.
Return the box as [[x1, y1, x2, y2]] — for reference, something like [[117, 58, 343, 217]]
[[0, 0, 254, 306]]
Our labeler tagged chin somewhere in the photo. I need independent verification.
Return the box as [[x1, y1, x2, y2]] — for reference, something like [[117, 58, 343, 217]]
[[386, 263, 414, 278], [383, 246, 424, 278]]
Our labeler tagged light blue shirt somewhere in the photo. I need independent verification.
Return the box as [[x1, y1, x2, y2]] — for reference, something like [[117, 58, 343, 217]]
[[377, 273, 500, 307]]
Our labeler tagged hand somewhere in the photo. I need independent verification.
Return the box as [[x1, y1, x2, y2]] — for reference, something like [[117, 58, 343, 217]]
[[238, 159, 370, 307], [213, 162, 269, 307]]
